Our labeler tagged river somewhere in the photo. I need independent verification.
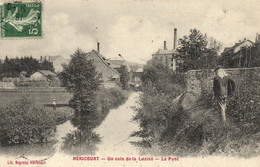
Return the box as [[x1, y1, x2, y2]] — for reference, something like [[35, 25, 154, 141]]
[[0, 92, 141, 160]]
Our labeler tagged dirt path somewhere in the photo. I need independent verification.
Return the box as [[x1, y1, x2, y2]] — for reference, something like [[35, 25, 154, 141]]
[[94, 92, 141, 156]]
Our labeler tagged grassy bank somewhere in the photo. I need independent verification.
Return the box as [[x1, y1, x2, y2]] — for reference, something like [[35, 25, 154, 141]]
[[133, 72, 260, 157], [0, 97, 72, 145], [0, 90, 73, 145], [0, 90, 72, 106], [0, 87, 129, 147]]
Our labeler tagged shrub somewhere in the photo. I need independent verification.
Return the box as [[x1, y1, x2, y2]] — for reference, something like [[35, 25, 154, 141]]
[[0, 97, 56, 145], [134, 67, 260, 157], [227, 76, 260, 134], [132, 82, 183, 147], [97, 87, 129, 110], [141, 59, 185, 97]]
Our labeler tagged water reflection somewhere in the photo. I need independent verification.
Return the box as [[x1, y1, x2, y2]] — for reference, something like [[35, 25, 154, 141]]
[[61, 112, 102, 155], [0, 92, 141, 157]]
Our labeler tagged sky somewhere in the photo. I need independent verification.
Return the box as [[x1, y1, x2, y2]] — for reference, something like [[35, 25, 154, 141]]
[[0, 0, 260, 64]]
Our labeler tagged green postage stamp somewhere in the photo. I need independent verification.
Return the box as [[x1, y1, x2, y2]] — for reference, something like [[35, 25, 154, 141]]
[[0, 1, 42, 38]]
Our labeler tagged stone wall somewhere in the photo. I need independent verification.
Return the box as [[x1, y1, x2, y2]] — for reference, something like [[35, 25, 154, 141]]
[[186, 67, 260, 96]]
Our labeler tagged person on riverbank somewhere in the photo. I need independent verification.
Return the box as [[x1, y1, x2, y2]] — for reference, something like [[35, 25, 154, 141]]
[[53, 99, 56, 111], [213, 65, 236, 122]]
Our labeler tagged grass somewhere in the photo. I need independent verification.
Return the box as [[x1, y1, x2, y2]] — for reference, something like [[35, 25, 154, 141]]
[[0, 87, 129, 147], [0, 90, 72, 106], [133, 71, 260, 157], [0, 90, 74, 125]]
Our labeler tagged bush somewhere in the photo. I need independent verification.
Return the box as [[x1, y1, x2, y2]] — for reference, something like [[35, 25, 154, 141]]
[[134, 67, 260, 157], [158, 72, 260, 157], [227, 77, 260, 134], [132, 59, 185, 149], [141, 60, 185, 97], [98, 87, 129, 110], [0, 97, 56, 145], [132, 82, 183, 148]]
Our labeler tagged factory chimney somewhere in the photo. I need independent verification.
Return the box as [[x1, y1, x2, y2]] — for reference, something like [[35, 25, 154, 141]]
[[174, 28, 177, 49], [97, 42, 100, 53], [164, 41, 167, 50]]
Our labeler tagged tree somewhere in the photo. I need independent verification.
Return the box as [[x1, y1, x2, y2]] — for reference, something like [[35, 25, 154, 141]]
[[176, 29, 221, 72], [219, 46, 260, 68], [39, 60, 55, 72], [0, 56, 55, 79], [141, 59, 184, 97], [59, 49, 101, 113], [118, 65, 130, 90]]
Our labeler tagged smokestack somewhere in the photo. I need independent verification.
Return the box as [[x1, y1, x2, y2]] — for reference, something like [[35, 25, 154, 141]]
[[174, 28, 177, 49], [45, 56, 47, 61], [49, 56, 50, 62], [40, 56, 42, 62], [164, 41, 167, 50], [97, 42, 100, 53]]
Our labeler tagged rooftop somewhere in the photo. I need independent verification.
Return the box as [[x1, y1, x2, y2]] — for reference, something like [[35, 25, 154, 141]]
[[153, 49, 177, 55], [37, 70, 57, 77]]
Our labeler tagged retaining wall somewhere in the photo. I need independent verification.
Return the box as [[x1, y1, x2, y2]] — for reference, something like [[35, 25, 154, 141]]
[[186, 67, 260, 96]]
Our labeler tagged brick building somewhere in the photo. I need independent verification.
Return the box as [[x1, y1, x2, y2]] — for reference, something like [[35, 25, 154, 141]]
[[152, 28, 178, 71]]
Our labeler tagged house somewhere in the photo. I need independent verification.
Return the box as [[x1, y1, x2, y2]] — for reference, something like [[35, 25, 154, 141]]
[[107, 59, 131, 72], [152, 28, 178, 71], [222, 39, 255, 57], [86, 49, 120, 84], [30, 70, 57, 81], [221, 38, 255, 68], [152, 46, 177, 71]]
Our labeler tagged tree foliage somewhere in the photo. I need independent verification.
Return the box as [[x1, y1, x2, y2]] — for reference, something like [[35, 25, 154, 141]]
[[118, 65, 130, 90], [176, 29, 221, 72], [0, 97, 56, 145], [132, 59, 184, 147], [141, 59, 185, 96], [0, 56, 54, 79], [59, 49, 101, 113], [220, 46, 260, 68]]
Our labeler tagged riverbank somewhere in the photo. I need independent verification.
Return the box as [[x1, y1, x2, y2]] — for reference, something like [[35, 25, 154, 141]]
[[0, 86, 129, 145]]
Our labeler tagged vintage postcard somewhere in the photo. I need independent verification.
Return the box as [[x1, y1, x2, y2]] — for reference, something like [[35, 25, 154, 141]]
[[0, 0, 259, 167], [0, 1, 42, 38]]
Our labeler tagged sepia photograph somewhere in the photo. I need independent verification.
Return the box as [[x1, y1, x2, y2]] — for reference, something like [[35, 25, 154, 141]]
[[0, 0, 259, 166]]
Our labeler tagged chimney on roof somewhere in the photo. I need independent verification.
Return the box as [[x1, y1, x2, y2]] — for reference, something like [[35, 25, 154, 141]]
[[256, 33, 260, 44], [244, 38, 247, 41], [174, 28, 177, 49], [97, 42, 100, 53], [164, 41, 167, 50]]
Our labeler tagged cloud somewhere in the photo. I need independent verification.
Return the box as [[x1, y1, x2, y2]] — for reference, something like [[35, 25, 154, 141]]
[[0, 0, 259, 64], [104, 15, 173, 63]]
